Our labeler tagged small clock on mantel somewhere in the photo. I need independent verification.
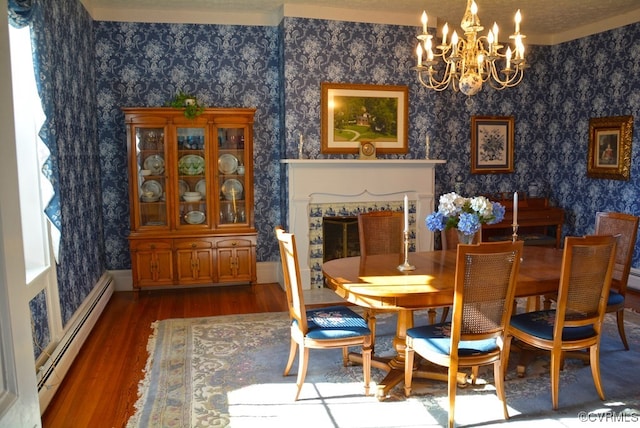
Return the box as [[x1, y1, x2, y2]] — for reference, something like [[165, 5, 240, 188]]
[[359, 140, 376, 160]]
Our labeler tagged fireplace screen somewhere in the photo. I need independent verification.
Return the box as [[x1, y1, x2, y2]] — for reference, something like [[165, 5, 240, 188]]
[[322, 217, 360, 262]]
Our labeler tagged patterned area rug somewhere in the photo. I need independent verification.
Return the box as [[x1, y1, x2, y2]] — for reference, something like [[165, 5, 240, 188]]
[[127, 308, 640, 427]]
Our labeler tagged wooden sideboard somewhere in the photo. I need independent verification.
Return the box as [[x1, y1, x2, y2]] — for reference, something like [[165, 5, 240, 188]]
[[482, 196, 565, 248]]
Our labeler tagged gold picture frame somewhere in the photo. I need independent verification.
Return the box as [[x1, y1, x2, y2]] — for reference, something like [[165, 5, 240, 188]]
[[471, 116, 515, 174], [321, 82, 408, 154], [587, 115, 633, 181]]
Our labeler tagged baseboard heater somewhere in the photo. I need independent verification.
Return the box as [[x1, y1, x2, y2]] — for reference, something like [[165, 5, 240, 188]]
[[37, 272, 114, 413], [629, 268, 640, 292]]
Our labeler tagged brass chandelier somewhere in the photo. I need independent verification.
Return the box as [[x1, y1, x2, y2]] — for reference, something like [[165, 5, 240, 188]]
[[412, 0, 526, 96]]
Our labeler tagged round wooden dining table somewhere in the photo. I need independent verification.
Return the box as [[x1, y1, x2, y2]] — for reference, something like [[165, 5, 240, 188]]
[[322, 246, 564, 399]]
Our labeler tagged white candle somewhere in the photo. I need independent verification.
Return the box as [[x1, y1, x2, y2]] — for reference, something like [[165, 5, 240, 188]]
[[404, 195, 409, 232], [421, 11, 428, 34], [425, 135, 430, 159], [515, 10, 521, 34], [513, 191, 518, 226]]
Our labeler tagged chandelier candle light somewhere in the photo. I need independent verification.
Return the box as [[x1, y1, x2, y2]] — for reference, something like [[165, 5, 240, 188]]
[[412, 0, 526, 96], [399, 194, 416, 271]]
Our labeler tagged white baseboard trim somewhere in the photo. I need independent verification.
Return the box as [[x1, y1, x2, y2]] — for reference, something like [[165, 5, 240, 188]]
[[38, 272, 114, 413], [110, 261, 283, 292], [629, 268, 640, 291]]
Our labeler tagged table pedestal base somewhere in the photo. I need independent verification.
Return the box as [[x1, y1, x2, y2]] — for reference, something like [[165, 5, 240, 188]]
[[347, 352, 450, 400]]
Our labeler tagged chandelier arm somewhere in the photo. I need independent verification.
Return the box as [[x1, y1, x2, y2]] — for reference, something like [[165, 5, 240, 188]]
[[487, 66, 525, 90], [417, 69, 451, 92]]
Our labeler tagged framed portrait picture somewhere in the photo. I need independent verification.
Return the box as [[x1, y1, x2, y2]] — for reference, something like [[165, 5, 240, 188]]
[[471, 116, 515, 174], [321, 82, 408, 154], [587, 115, 633, 180]]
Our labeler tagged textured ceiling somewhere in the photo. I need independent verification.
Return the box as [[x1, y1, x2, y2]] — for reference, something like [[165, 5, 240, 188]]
[[81, 0, 640, 45]]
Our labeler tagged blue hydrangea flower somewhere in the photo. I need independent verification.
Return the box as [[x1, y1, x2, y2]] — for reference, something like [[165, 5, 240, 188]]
[[488, 202, 506, 224], [426, 211, 447, 232], [425, 192, 505, 236], [456, 212, 481, 235]]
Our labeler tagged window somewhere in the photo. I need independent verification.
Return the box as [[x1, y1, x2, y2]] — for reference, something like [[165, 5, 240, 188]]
[[9, 25, 52, 282]]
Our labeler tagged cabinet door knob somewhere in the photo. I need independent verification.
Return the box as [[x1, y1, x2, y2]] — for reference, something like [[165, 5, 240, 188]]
[[191, 243, 197, 248], [231, 241, 237, 246]]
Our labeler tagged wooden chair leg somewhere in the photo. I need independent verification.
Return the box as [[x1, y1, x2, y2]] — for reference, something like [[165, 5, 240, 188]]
[[616, 309, 630, 350], [493, 360, 509, 420], [295, 346, 310, 401], [362, 343, 372, 396], [404, 346, 415, 397], [439, 307, 450, 323], [550, 348, 562, 410], [590, 344, 605, 400], [428, 308, 437, 324], [364, 309, 377, 353], [470, 365, 479, 384], [447, 361, 458, 428], [284, 340, 297, 376]]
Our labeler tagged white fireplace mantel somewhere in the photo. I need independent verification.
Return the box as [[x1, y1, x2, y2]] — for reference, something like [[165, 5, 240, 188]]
[[281, 159, 445, 289]]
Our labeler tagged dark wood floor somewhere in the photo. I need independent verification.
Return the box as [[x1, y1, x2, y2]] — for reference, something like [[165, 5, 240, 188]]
[[41, 283, 640, 427], [41, 283, 288, 428]]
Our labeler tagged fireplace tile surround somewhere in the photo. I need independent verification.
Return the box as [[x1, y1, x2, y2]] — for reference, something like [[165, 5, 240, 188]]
[[309, 200, 416, 288], [282, 159, 445, 289]]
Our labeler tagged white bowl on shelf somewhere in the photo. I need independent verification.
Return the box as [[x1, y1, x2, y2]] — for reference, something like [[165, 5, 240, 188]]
[[183, 191, 202, 202]]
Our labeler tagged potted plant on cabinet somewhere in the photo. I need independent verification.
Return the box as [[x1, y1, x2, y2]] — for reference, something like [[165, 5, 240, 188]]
[[167, 91, 204, 119]]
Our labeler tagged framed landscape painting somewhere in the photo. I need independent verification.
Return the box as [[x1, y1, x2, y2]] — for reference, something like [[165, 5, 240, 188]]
[[321, 82, 408, 154], [587, 115, 633, 180], [471, 116, 515, 174]]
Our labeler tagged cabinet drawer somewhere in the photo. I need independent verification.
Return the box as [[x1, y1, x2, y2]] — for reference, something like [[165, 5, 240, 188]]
[[130, 240, 173, 251], [174, 238, 214, 250], [215, 238, 255, 249]]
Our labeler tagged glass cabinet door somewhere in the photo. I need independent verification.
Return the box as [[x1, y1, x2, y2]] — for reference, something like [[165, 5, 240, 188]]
[[218, 127, 247, 225], [135, 127, 168, 228], [176, 126, 208, 227], [217, 126, 248, 226]]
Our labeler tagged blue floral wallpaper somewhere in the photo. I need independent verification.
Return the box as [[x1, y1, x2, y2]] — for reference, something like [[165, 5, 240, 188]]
[[95, 21, 282, 268], [27, 0, 640, 361], [428, 24, 640, 266], [28, 0, 104, 356]]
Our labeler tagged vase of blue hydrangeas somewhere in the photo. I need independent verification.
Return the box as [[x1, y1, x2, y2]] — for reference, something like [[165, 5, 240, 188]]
[[425, 192, 506, 242]]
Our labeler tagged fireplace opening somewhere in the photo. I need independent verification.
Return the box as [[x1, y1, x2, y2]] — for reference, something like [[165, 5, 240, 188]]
[[322, 217, 360, 262]]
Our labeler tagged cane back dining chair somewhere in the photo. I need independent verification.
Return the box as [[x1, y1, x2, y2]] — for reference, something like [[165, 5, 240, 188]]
[[594, 211, 639, 350], [504, 235, 616, 410], [357, 211, 403, 348], [275, 226, 372, 400], [543, 212, 638, 350], [439, 228, 483, 324], [404, 240, 524, 428]]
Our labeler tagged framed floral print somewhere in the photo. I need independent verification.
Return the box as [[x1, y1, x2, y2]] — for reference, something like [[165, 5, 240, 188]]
[[471, 116, 515, 174], [321, 82, 408, 154], [587, 115, 633, 181]]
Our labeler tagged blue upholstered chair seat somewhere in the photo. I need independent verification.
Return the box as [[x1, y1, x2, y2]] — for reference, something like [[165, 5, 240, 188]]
[[407, 323, 499, 357], [510, 310, 596, 341], [294, 305, 371, 340], [607, 290, 624, 306]]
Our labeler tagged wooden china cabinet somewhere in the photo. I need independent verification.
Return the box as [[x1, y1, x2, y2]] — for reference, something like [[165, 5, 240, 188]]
[[124, 107, 257, 289]]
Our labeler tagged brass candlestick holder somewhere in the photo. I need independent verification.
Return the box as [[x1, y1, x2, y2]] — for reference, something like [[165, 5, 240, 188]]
[[398, 230, 415, 271], [512, 224, 519, 243]]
